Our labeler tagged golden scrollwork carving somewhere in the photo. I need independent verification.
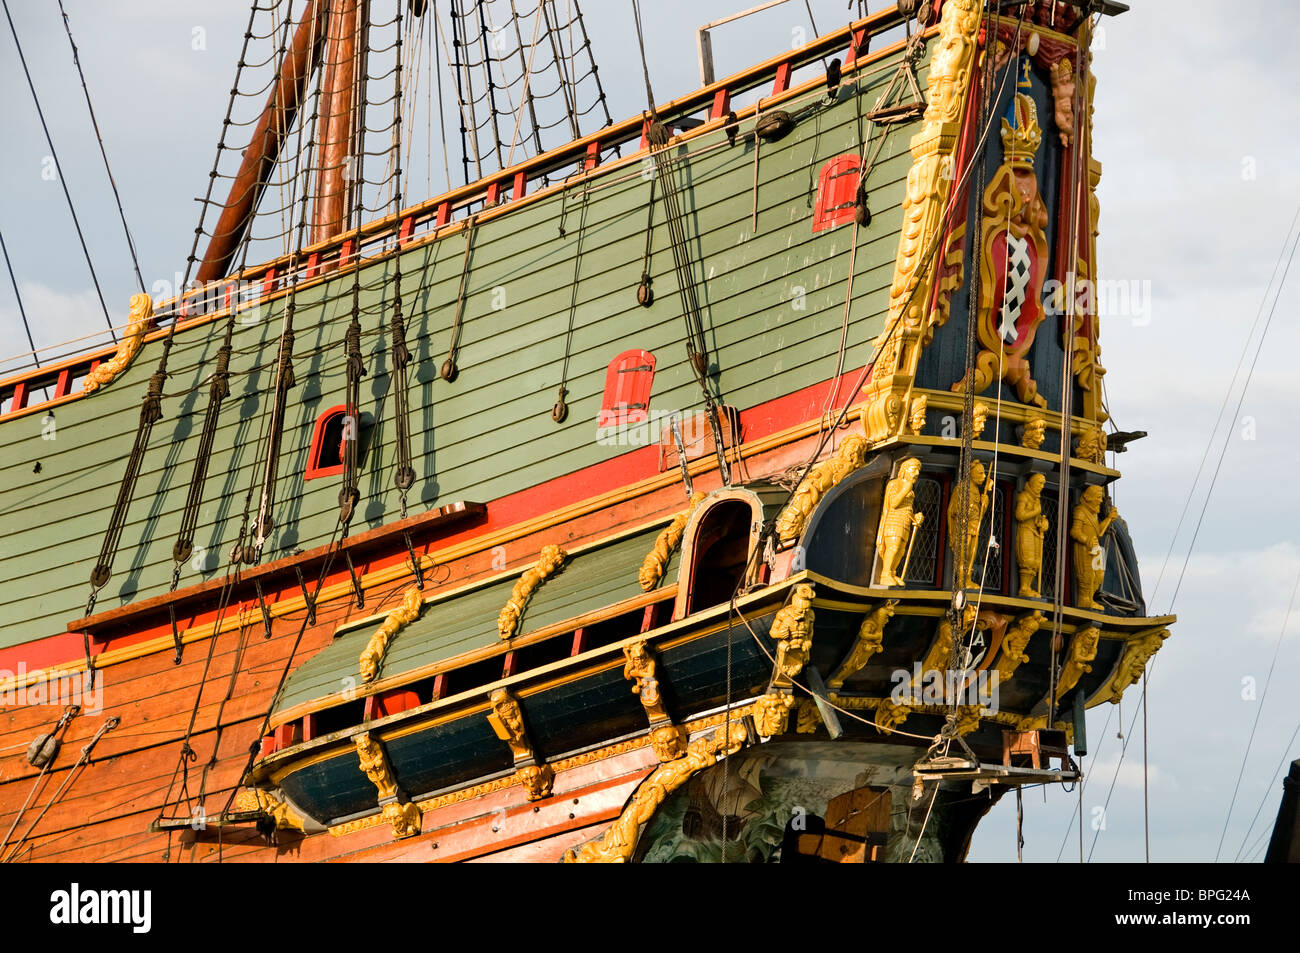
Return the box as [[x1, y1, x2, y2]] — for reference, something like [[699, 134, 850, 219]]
[[638, 492, 706, 591], [795, 698, 823, 734], [1055, 626, 1101, 701], [874, 698, 913, 735], [233, 788, 308, 832], [1071, 485, 1118, 609], [82, 293, 153, 393], [876, 459, 925, 587], [947, 460, 993, 591], [754, 692, 794, 737], [770, 583, 815, 687], [827, 599, 897, 690], [1068, 31, 1106, 416], [354, 731, 423, 839], [992, 610, 1045, 684], [774, 435, 870, 545], [1014, 473, 1051, 597], [929, 224, 967, 346], [497, 544, 567, 639], [955, 705, 983, 737], [1095, 628, 1168, 706], [359, 585, 423, 683], [562, 721, 750, 863], [859, 0, 982, 444]]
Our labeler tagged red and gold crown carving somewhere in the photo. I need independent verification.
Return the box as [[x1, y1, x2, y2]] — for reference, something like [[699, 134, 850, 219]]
[[1000, 92, 1043, 168]]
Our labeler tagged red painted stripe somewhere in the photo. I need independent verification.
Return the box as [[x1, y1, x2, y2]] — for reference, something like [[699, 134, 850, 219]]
[[0, 363, 868, 670]]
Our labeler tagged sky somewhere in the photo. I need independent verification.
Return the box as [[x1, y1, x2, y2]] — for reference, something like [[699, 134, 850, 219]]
[[1, 0, 1298, 863]]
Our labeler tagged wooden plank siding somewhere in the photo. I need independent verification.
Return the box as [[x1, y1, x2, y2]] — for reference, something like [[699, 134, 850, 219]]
[[0, 43, 925, 649]]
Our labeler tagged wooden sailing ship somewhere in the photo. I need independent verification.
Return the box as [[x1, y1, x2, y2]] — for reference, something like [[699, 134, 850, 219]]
[[0, 0, 1171, 864]]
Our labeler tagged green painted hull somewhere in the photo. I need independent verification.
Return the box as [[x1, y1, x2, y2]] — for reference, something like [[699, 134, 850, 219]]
[[0, 44, 927, 648]]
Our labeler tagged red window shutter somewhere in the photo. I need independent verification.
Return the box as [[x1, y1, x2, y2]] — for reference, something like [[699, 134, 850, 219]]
[[598, 349, 656, 429], [813, 154, 862, 232], [306, 404, 356, 480]]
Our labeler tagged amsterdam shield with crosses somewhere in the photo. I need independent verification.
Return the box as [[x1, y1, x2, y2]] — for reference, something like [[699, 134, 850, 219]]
[[952, 90, 1051, 408]]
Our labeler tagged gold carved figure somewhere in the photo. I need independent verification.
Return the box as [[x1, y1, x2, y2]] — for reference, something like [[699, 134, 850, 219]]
[[770, 583, 815, 686], [1075, 424, 1107, 464], [947, 460, 993, 591], [497, 544, 567, 639], [359, 585, 423, 682], [827, 599, 898, 690], [1071, 485, 1118, 609], [624, 640, 686, 759], [1098, 628, 1169, 705], [754, 692, 794, 737], [638, 491, 706, 591], [1020, 413, 1047, 451], [562, 722, 749, 863], [82, 293, 153, 393], [907, 394, 928, 435], [648, 724, 689, 762], [775, 435, 869, 544], [487, 688, 532, 760], [876, 458, 926, 587], [971, 401, 990, 439], [992, 610, 1045, 684], [381, 800, 423, 839], [517, 763, 555, 801], [1055, 626, 1101, 701], [1014, 473, 1051, 597]]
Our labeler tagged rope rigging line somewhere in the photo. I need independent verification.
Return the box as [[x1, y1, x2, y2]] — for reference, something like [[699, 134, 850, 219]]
[[172, 6, 306, 591], [716, 9, 1039, 834], [1, 715, 119, 864], [338, 1, 374, 538], [2, 0, 117, 343], [1234, 704, 1300, 861], [0, 706, 80, 858], [55, 0, 145, 293], [553, 178, 590, 424], [0, 226, 39, 372], [1214, 568, 1300, 861], [1084, 199, 1300, 861], [183, 0, 288, 290], [246, 7, 329, 566]]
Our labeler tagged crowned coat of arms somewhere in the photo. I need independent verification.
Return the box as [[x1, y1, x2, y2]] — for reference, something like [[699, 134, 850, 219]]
[[951, 89, 1051, 408]]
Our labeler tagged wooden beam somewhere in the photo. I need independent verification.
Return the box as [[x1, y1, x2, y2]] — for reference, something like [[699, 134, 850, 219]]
[[196, 0, 329, 283], [67, 501, 485, 637]]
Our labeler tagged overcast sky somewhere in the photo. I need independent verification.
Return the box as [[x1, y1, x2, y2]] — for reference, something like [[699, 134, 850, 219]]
[[1, 0, 1297, 863]]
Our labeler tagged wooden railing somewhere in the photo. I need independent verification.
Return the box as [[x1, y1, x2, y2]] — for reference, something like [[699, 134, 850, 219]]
[[0, 5, 909, 422]]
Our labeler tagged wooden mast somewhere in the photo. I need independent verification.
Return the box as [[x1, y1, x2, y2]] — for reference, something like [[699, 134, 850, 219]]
[[311, 0, 363, 247], [196, 1, 329, 284]]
